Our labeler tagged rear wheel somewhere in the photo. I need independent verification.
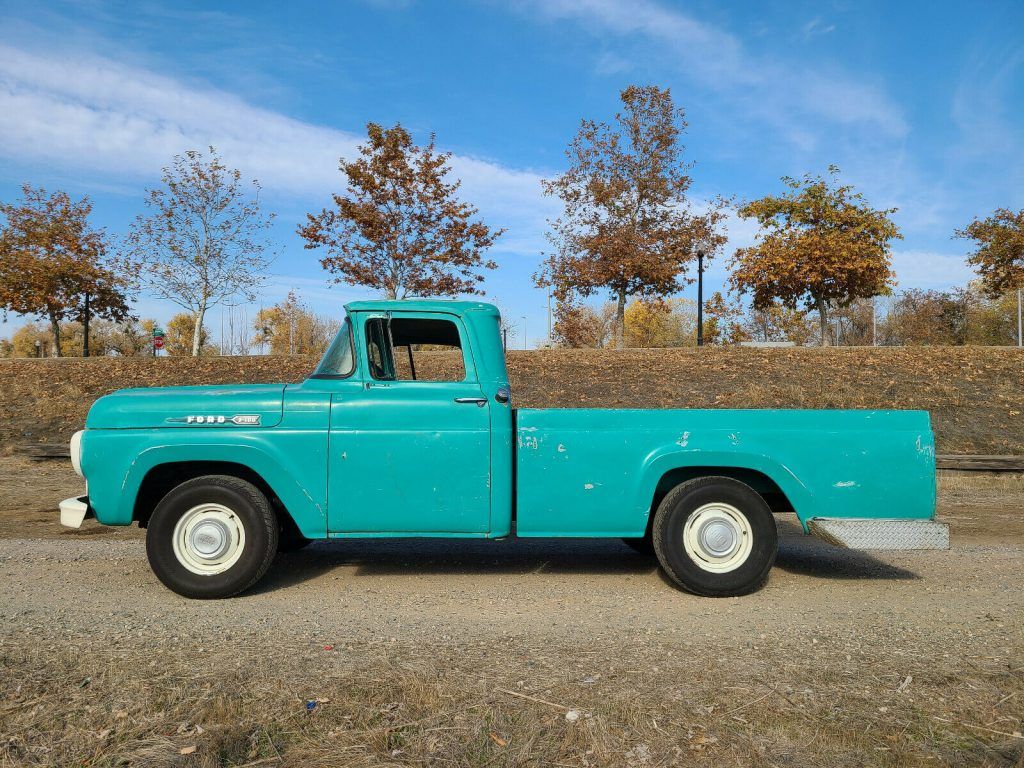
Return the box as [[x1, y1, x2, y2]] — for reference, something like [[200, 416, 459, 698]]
[[652, 476, 777, 597], [146, 475, 278, 599]]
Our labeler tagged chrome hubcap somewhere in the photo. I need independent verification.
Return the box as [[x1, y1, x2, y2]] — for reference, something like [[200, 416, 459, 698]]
[[172, 503, 246, 576], [698, 519, 738, 557], [190, 520, 230, 559], [683, 502, 753, 573]]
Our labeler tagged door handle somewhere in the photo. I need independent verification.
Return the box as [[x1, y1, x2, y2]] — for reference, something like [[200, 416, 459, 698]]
[[454, 397, 488, 407]]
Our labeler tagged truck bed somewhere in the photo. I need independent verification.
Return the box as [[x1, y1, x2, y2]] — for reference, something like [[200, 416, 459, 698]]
[[513, 408, 936, 537]]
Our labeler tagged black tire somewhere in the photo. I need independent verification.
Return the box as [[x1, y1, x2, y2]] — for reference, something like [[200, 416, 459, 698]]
[[146, 475, 278, 599], [622, 536, 655, 556], [652, 476, 777, 597]]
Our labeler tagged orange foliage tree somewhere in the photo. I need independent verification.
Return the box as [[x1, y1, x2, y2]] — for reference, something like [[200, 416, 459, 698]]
[[0, 185, 129, 356], [537, 85, 725, 348], [957, 208, 1023, 345], [253, 290, 340, 356], [957, 208, 1024, 297], [551, 300, 617, 348], [701, 292, 749, 345], [299, 123, 502, 299], [729, 167, 899, 346]]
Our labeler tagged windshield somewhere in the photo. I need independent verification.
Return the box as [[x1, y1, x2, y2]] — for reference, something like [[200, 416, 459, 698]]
[[312, 318, 355, 377]]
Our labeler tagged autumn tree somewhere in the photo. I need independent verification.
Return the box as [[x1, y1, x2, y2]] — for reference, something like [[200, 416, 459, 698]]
[[299, 123, 502, 299], [536, 85, 725, 348], [99, 319, 157, 356], [0, 185, 130, 356], [164, 312, 214, 356], [122, 147, 275, 357], [830, 298, 881, 346], [956, 208, 1023, 345], [729, 167, 900, 346], [551, 300, 618, 348], [880, 289, 962, 345], [702, 292, 748, 345], [623, 297, 695, 347], [742, 303, 817, 345], [253, 291, 340, 356], [9, 322, 54, 357]]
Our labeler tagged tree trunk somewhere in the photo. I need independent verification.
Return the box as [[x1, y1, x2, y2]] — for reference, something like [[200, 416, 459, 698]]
[[82, 292, 91, 357], [48, 311, 62, 357], [816, 298, 831, 347], [192, 304, 206, 357], [615, 290, 626, 350]]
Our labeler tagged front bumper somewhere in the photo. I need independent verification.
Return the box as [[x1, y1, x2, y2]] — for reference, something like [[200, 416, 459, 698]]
[[59, 496, 94, 529], [808, 518, 949, 550]]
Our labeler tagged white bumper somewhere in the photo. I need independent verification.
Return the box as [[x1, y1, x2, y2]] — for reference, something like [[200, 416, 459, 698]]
[[808, 518, 949, 550], [59, 496, 93, 528]]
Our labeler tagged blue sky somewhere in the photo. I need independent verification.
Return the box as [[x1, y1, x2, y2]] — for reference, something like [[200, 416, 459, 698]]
[[1, 0, 1022, 347]]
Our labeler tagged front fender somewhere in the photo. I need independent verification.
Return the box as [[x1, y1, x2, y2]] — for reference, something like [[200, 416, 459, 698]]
[[83, 429, 328, 538], [129, 443, 326, 536]]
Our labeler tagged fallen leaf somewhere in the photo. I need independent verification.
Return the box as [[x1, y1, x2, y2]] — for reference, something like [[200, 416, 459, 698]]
[[489, 731, 508, 747]]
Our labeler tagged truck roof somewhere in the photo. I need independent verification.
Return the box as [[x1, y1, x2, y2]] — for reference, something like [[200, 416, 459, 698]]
[[344, 299, 500, 315]]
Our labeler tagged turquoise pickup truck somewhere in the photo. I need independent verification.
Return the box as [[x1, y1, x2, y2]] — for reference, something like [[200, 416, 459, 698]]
[[60, 300, 947, 599]]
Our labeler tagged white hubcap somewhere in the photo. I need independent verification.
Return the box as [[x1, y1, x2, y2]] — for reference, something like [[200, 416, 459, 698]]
[[683, 502, 753, 573], [172, 503, 246, 576]]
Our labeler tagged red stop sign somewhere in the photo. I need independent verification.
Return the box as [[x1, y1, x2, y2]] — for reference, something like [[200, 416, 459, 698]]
[[153, 337, 165, 350]]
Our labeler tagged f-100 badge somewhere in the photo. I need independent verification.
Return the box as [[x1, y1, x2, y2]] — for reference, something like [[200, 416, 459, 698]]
[[166, 414, 262, 426]]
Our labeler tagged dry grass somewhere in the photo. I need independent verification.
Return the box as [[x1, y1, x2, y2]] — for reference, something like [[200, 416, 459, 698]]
[[938, 471, 1024, 499], [2, 632, 1022, 767]]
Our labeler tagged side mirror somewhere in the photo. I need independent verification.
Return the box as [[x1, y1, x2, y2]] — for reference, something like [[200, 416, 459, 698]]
[[494, 386, 511, 405]]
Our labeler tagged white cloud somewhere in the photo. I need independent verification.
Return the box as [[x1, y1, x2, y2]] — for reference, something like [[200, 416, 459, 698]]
[[0, 43, 556, 242], [0, 40, 562, 343], [513, 0, 906, 139], [890, 249, 973, 290], [801, 19, 836, 39]]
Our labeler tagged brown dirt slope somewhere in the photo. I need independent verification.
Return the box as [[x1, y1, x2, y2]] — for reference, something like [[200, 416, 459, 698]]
[[1, 346, 1022, 454]]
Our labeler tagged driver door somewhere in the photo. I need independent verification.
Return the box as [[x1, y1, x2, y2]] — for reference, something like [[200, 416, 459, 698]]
[[327, 312, 492, 534]]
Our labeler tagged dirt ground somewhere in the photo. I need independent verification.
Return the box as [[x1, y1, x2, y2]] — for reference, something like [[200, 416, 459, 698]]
[[1, 457, 1022, 767]]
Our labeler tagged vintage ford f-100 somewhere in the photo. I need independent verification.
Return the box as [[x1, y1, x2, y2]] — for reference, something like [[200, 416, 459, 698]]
[[60, 300, 948, 598]]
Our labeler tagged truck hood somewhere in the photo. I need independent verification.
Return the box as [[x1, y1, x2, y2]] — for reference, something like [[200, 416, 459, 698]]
[[86, 383, 286, 430]]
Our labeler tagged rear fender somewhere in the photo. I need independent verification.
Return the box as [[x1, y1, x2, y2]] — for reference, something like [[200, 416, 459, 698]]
[[637, 448, 814, 528]]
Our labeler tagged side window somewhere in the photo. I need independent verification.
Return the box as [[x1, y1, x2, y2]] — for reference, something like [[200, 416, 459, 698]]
[[365, 317, 467, 382]]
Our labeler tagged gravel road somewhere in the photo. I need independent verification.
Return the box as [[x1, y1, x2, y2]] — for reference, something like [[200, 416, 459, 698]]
[[2, 528, 1023, 649]]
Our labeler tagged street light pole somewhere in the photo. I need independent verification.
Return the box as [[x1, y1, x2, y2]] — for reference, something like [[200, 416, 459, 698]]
[[872, 297, 877, 347], [521, 316, 528, 350], [1018, 288, 1022, 348], [696, 250, 705, 347]]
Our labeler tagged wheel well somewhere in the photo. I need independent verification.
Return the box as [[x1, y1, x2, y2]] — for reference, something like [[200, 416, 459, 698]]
[[133, 461, 291, 529], [652, 466, 794, 516]]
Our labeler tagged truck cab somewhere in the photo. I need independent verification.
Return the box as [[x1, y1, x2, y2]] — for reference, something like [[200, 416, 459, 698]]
[[61, 299, 948, 600]]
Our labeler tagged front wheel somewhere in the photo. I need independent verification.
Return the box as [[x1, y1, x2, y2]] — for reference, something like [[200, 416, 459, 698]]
[[146, 475, 278, 599], [652, 476, 777, 597]]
